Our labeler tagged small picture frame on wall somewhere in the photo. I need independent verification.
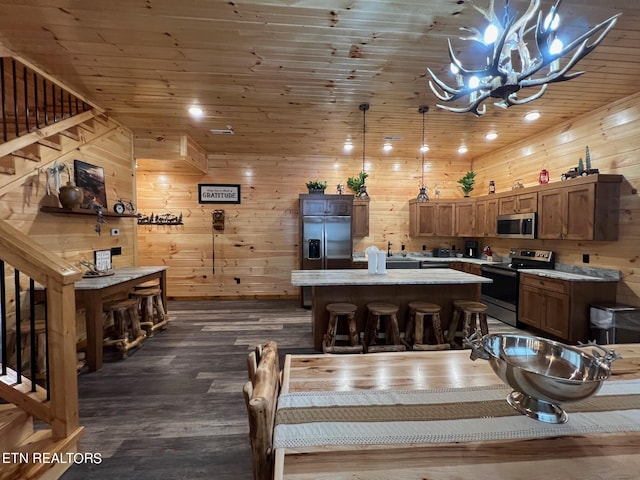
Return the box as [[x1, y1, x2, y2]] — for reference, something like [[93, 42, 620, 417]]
[[74, 159, 107, 209], [198, 184, 241, 204]]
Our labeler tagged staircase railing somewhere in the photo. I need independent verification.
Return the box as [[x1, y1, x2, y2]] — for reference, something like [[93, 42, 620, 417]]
[[1, 57, 90, 143], [0, 219, 82, 440]]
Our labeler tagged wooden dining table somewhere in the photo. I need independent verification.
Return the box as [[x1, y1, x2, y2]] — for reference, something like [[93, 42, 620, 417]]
[[274, 343, 640, 480], [75, 266, 168, 371]]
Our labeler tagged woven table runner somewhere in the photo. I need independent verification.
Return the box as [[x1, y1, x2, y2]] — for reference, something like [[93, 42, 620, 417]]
[[274, 379, 640, 448]]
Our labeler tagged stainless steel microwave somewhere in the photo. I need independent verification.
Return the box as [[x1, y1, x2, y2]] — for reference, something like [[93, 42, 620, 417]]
[[496, 212, 537, 239]]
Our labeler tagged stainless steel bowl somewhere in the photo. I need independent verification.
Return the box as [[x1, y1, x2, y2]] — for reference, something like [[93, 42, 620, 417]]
[[467, 333, 621, 423]]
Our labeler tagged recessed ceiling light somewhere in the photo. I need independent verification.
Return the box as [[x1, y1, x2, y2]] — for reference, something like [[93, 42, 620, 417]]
[[458, 146, 468, 154], [383, 142, 393, 152], [188, 105, 203, 118], [420, 144, 430, 153], [485, 132, 498, 141], [524, 111, 541, 121], [344, 140, 353, 152]]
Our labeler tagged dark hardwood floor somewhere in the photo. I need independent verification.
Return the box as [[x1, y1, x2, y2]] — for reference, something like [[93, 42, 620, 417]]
[[60, 299, 520, 480]]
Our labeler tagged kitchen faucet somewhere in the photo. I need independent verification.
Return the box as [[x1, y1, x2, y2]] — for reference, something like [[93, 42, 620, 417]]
[[387, 241, 392, 257]]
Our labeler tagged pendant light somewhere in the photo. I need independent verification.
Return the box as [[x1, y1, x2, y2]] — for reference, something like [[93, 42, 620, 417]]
[[416, 105, 429, 202], [358, 103, 370, 200]]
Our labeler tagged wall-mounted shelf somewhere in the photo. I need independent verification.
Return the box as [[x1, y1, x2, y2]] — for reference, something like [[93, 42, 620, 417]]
[[40, 206, 138, 218]]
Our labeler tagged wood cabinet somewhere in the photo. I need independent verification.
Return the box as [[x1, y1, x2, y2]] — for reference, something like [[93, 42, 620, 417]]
[[537, 176, 621, 240], [352, 198, 369, 237], [409, 200, 455, 237], [498, 192, 537, 215], [518, 273, 617, 344], [449, 261, 482, 275], [475, 197, 498, 237], [455, 201, 475, 237], [300, 194, 353, 216]]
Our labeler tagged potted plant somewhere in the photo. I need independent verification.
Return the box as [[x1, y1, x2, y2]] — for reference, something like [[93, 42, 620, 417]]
[[306, 180, 328, 194], [346, 171, 368, 196], [457, 171, 476, 197]]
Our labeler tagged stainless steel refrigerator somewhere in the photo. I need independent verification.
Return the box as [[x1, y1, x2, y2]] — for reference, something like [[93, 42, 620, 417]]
[[300, 195, 353, 307]]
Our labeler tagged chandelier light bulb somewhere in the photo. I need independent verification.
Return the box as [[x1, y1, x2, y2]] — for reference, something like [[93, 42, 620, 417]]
[[468, 76, 480, 89], [484, 24, 499, 44], [544, 12, 561, 31], [450, 63, 460, 75], [549, 38, 564, 55]]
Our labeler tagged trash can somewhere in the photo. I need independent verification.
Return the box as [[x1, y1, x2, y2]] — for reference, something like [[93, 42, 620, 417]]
[[590, 303, 640, 344]]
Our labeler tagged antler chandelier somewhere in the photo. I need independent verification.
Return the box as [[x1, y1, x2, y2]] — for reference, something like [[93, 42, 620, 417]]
[[427, 0, 621, 115]]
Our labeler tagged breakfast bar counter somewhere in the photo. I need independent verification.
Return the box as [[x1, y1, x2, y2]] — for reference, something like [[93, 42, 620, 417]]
[[291, 269, 491, 350]]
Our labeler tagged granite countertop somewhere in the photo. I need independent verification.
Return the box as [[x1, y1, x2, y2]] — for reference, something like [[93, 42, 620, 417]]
[[352, 253, 500, 265], [518, 268, 619, 282], [291, 269, 492, 287], [352, 252, 620, 282], [75, 266, 169, 290]]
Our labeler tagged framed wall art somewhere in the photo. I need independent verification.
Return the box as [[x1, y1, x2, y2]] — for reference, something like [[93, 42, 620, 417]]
[[74, 159, 107, 209], [198, 184, 241, 204]]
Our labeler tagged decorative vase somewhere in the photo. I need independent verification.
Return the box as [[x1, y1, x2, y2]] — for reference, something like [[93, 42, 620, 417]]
[[58, 182, 84, 209]]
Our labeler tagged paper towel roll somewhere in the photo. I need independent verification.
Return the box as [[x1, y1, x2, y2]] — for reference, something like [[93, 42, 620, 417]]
[[367, 254, 377, 274], [377, 251, 387, 274]]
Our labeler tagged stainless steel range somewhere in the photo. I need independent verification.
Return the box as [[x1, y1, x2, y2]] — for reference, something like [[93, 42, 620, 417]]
[[481, 248, 555, 327]]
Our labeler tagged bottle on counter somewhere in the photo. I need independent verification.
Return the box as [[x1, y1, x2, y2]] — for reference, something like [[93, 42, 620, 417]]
[[488, 180, 496, 194]]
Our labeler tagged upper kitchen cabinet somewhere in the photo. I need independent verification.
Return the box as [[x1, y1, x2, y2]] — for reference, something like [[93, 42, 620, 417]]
[[498, 192, 537, 215], [455, 201, 475, 237], [409, 200, 455, 237], [352, 198, 370, 237], [537, 175, 622, 241], [474, 197, 498, 237], [300, 194, 353, 216]]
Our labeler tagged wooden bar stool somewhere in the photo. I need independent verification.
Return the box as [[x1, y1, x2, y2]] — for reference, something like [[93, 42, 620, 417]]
[[364, 302, 405, 353], [447, 300, 489, 349], [103, 298, 146, 358], [130, 287, 168, 337], [322, 303, 363, 354], [405, 302, 450, 351]]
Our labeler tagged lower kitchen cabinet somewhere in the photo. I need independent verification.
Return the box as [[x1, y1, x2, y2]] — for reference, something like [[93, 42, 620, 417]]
[[518, 273, 617, 344], [449, 261, 482, 276]]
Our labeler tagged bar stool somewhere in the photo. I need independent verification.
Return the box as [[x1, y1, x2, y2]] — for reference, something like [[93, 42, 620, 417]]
[[447, 300, 489, 348], [405, 302, 450, 351], [130, 287, 168, 337], [103, 298, 146, 358], [363, 302, 406, 353], [322, 303, 363, 354]]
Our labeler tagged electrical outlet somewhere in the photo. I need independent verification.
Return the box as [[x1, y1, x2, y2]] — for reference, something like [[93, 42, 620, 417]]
[[110, 228, 120, 236], [583, 254, 590, 263]]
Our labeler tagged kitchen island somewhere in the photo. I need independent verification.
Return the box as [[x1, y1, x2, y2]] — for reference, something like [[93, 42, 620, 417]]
[[291, 269, 491, 350]]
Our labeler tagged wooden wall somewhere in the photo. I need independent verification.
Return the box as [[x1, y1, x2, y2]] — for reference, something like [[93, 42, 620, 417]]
[[472, 93, 640, 306], [135, 148, 472, 299], [137, 92, 640, 307]]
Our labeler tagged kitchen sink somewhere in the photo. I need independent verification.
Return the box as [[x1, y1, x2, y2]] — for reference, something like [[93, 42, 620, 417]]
[[386, 257, 421, 269]]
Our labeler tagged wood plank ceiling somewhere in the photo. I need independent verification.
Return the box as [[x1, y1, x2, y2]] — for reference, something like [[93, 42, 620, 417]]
[[0, 0, 639, 162]]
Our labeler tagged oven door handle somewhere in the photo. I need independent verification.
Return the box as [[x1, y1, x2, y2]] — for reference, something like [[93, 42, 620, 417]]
[[482, 266, 518, 278]]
